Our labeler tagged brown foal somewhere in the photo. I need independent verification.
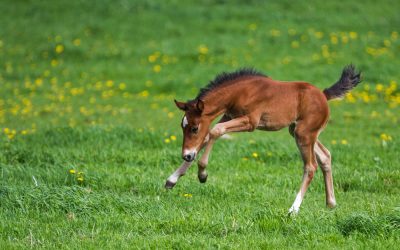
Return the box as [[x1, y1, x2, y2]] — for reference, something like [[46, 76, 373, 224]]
[[165, 65, 361, 214]]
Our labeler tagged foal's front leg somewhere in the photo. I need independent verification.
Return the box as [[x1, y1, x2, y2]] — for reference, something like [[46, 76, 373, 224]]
[[165, 160, 193, 189], [197, 115, 231, 183], [198, 116, 255, 180], [165, 136, 210, 189]]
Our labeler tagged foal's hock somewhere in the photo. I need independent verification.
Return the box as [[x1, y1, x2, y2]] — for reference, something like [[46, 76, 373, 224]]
[[166, 65, 361, 214]]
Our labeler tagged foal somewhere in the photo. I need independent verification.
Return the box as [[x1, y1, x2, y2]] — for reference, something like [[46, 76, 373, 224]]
[[165, 65, 361, 214]]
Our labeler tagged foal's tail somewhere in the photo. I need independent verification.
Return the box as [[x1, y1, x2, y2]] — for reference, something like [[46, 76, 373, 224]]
[[323, 64, 361, 100]]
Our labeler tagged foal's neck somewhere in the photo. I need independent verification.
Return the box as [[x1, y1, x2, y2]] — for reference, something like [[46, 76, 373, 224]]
[[202, 89, 232, 119]]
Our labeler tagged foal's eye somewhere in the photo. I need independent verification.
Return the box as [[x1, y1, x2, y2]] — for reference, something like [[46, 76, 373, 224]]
[[190, 126, 199, 134]]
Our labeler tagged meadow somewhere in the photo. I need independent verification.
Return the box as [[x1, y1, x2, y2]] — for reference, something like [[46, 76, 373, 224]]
[[0, 0, 399, 249]]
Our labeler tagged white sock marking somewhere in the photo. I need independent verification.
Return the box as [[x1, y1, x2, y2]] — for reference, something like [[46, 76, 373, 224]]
[[167, 161, 192, 183], [289, 192, 303, 214]]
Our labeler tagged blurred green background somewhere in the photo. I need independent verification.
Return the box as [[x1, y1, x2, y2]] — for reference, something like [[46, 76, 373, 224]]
[[0, 0, 399, 248]]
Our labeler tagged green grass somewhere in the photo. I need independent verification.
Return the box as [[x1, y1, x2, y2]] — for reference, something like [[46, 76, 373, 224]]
[[0, 0, 399, 248]]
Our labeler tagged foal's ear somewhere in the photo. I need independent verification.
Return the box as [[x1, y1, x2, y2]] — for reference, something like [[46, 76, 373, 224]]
[[174, 99, 187, 111], [196, 99, 204, 113]]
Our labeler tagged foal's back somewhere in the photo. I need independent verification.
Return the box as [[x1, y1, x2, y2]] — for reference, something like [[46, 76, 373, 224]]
[[225, 76, 330, 131]]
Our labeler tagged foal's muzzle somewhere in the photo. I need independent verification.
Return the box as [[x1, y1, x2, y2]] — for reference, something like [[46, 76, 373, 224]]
[[183, 152, 196, 162]]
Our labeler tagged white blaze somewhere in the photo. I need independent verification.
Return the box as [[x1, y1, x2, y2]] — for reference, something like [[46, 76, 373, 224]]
[[182, 116, 188, 128]]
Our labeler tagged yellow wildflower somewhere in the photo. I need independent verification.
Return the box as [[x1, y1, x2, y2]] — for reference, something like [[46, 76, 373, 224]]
[[73, 38, 81, 46], [248, 23, 257, 31], [69, 169, 76, 174], [314, 31, 324, 39], [164, 138, 171, 143], [153, 65, 161, 73], [341, 139, 348, 145], [106, 80, 114, 88], [330, 34, 338, 44], [170, 135, 177, 141], [291, 41, 299, 48], [380, 133, 392, 141], [252, 152, 258, 158], [198, 45, 209, 54], [139, 90, 149, 97], [349, 31, 358, 40], [270, 29, 281, 37], [167, 112, 174, 118], [376, 84, 384, 92], [119, 83, 126, 90], [55, 44, 64, 54], [183, 193, 192, 198]]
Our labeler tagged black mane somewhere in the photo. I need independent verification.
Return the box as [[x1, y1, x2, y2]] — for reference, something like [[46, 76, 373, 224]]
[[196, 68, 266, 99]]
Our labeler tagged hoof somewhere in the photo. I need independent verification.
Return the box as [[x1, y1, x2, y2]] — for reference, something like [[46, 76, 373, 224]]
[[165, 180, 176, 189], [288, 207, 299, 216], [198, 174, 208, 183], [327, 201, 337, 209]]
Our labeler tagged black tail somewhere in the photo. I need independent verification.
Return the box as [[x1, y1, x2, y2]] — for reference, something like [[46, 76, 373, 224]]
[[323, 65, 362, 100]]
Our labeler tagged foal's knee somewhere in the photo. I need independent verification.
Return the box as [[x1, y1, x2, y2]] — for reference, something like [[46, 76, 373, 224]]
[[305, 164, 317, 179]]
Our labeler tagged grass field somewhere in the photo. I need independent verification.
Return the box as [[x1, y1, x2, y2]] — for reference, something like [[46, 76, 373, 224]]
[[1, 0, 399, 248]]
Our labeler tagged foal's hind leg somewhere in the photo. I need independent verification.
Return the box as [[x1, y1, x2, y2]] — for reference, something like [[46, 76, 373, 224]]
[[289, 126, 319, 214], [314, 141, 336, 208]]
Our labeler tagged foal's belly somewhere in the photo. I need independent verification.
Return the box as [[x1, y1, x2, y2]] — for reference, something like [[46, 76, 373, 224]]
[[256, 112, 295, 131]]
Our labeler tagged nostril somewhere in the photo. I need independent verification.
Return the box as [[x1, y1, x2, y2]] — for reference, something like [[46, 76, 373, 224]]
[[183, 153, 195, 162]]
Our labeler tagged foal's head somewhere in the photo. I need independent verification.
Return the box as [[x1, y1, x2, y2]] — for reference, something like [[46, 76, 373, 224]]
[[174, 99, 210, 162]]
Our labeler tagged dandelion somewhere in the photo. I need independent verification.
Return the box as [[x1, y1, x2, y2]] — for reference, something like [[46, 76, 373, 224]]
[[288, 28, 297, 36], [282, 56, 291, 65], [341, 139, 348, 145], [198, 45, 209, 54], [248, 23, 257, 31], [55, 44, 64, 54], [170, 135, 177, 141], [164, 138, 171, 143], [3, 128, 10, 134], [106, 80, 114, 87], [153, 64, 161, 73], [314, 31, 324, 39], [69, 169, 76, 174], [139, 90, 149, 97], [391, 31, 398, 41], [167, 112, 174, 118], [252, 152, 258, 158], [183, 193, 192, 198], [35, 78, 43, 87], [349, 31, 358, 40], [119, 83, 126, 90], [330, 34, 338, 45], [73, 38, 81, 46], [77, 177, 84, 182], [376, 84, 384, 92], [380, 133, 392, 141], [270, 29, 281, 37], [51, 59, 58, 67], [345, 92, 356, 103], [291, 41, 299, 48]]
